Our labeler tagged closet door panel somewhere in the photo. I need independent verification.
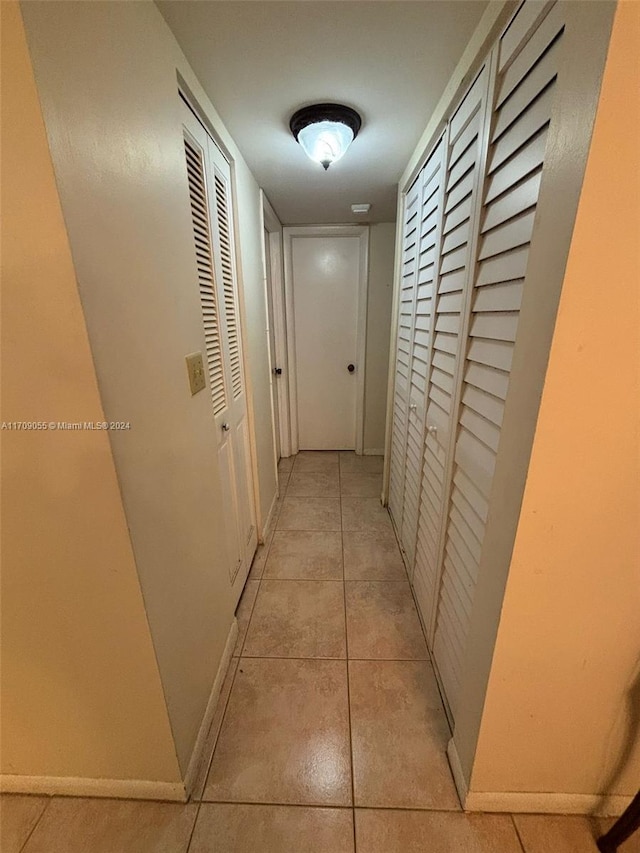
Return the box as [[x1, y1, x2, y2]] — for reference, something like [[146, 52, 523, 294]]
[[432, 0, 564, 718], [208, 145, 257, 584], [401, 136, 446, 567], [412, 64, 489, 639], [182, 103, 257, 602], [388, 176, 421, 527], [426, 64, 488, 453]]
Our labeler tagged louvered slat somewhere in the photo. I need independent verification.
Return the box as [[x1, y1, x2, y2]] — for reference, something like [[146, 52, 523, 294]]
[[184, 137, 226, 416]]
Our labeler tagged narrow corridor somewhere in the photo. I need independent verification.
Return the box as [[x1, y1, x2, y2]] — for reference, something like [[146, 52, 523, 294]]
[[205, 450, 458, 816], [2, 454, 637, 851]]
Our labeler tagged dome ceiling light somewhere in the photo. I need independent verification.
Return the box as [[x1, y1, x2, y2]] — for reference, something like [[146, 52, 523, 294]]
[[289, 103, 362, 171]]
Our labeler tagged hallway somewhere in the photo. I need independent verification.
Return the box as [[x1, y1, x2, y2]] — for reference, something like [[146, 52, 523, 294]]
[[3, 0, 639, 845]]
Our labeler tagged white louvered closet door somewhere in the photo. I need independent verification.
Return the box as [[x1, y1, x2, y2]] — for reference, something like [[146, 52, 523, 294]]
[[182, 100, 257, 606], [399, 135, 447, 569], [412, 63, 491, 640], [388, 176, 421, 533], [432, 1, 565, 719]]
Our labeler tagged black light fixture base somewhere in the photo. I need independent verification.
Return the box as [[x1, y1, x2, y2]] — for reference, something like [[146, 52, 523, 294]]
[[289, 103, 362, 142]]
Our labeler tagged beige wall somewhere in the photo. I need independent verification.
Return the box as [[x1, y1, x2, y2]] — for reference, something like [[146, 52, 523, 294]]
[[364, 223, 396, 454], [0, 2, 180, 785], [469, 0, 640, 802], [19, 0, 277, 774]]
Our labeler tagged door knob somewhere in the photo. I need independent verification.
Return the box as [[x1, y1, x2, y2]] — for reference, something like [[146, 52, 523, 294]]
[[222, 422, 230, 432], [347, 363, 355, 373]]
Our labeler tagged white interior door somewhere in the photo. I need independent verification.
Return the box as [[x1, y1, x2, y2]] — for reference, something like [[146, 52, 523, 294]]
[[182, 99, 257, 606], [288, 229, 366, 451]]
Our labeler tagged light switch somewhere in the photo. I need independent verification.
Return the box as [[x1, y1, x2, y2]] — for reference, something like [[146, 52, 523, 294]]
[[186, 352, 206, 395]]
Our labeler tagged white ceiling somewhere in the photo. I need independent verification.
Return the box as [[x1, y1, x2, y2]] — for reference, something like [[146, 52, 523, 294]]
[[157, 1, 488, 224]]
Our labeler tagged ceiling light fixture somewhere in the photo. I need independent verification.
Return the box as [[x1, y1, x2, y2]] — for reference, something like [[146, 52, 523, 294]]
[[290, 103, 362, 171]]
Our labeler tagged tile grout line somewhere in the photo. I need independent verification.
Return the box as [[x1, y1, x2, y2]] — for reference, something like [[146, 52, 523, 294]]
[[184, 800, 203, 852], [236, 576, 261, 658], [192, 657, 241, 802], [197, 800, 356, 810], [510, 813, 528, 853], [17, 795, 51, 853], [275, 528, 342, 533], [191, 465, 290, 820], [260, 577, 408, 583], [339, 454, 358, 853], [187, 465, 294, 845], [196, 797, 464, 813], [195, 455, 390, 848], [237, 468, 286, 656], [239, 655, 431, 662], [270, 452, 418, 843]]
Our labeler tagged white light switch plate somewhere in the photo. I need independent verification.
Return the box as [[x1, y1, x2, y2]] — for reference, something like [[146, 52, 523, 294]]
[[186, 352, 206, 395]]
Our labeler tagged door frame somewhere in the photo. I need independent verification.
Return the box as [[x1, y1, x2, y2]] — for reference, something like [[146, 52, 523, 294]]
[[260, 192, 291, 470], [283, 224, 369, 455]]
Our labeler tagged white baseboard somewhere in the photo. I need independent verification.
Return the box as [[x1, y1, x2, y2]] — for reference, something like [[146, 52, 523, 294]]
[[183, 618, 238, 799], [447, 738, 632, 817], [464, 790, 634, 817], [0, 775, 186, 802], [447, 739, 634, 816], [1, 619, 239, 804]]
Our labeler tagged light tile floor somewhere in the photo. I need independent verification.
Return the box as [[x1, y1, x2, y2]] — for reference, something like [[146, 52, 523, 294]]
[[2, 453, 639, 852]]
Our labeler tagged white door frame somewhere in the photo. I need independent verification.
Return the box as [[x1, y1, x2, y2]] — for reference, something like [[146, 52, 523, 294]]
[[283, 224, 369, 455], [260, 192, 291, 464]]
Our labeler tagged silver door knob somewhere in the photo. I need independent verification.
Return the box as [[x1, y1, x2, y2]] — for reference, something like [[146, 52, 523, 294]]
[[222, 422, 230, 432]]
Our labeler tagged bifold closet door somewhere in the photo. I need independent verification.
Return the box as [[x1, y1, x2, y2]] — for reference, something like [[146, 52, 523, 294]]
[[389, 136, 448, 566], [412, 62, 491, 641], [182, 99, 257, 606], [388, 176, 421, 533], [431, 0, 566, 719], [397, 137, 447, 568]]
